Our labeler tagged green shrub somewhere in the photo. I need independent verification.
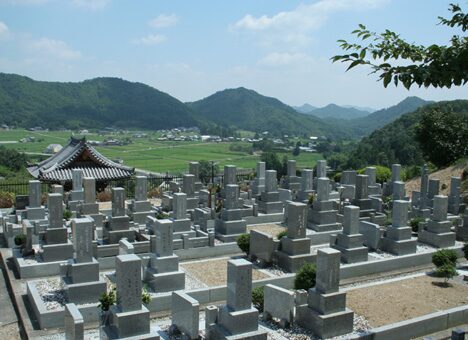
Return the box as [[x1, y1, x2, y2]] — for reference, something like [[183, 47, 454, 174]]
[[409, 217, 425, 232], [156, 211, 169, 219], [357, 165, 391, 184], [277, 230, 287, 239], [236, 233, 250, 254], [308, 193, 316, 205], [334, 172, 342, 183], [14, 234, 26, 246], [63, 209, 72, 220], [141, 286, 151, 305], [463, 243, 468, 260], [99, 286, 116, 312], [432, 249, 458, 268], [294, 263, 316, 290], [435, 264, 458, 284], [252, 286, 264, 312]]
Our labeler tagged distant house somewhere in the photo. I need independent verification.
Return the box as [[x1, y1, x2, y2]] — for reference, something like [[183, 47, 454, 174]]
[[28, 137, 134, 185], [44, 143, 63, 154]]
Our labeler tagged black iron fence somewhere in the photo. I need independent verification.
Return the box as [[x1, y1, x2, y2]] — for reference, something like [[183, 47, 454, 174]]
[[0, 170, 255, 198]]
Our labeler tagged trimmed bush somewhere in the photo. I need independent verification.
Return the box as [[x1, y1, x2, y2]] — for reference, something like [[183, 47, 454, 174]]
[[236, 233, 250, 254], [435, 264, 458, 284], [277, 230, 287, 240], [432, 249, 458, 268], [409, 217, 425, 232], [252, 286, 264, 312], [358, 165, 391, 184], [294, 263, 316, 290], [63, 209, 72, 220], [14, 234, 26, 246]]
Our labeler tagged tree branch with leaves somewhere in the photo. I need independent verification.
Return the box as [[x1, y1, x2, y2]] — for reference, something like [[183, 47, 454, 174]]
[[332, 4, 468, 89]]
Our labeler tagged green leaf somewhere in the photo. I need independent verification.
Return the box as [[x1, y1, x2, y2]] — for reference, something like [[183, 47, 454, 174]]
[[383, 73, 392, 87], [360, 48, 367, 59], [346, 60, 362, 71]]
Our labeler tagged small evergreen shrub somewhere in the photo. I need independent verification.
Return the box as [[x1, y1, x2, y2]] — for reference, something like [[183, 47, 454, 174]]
[[277, 230, 287, 239], [435, 264, 458, 284], [14, 234, 26, 246], [432, 249, 458, 267], [252, 286, 264, 312], [63, 209, 72, 220], [409, 217, 425, 232], [99, 286, 116, 312], [236, 233, 250, 254], [294, 263, 316, 290]]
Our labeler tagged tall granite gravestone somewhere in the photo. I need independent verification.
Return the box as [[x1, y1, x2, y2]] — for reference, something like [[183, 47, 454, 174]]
[[340, 170, 357, 201], [383, 164, 401, 196], [52, 184, 64, 195], [258, 170, 283, 214], [182, 174, 198, 210], [206, 259, 267, 339], [296, 248, 354, 338], [353, 174, 374, 215], [42, 193, 74, 262], [79, 177, 104, 235], [416, 164, 431, 218], [215, 184, 247, 242], [392, 181, 407, 201], [26, 180, 46, 221], [298, 169, 314, 202], [105, 187, 134, 244], [171, 193, 195, 238], [341, 171, 357, 186], [365, 166, 381, 196], [223, 165, 237, 188], [331, 205, 368, 263], [104, 254, 160, 339], [263, 284, 295, 328], [382, 200, 417, 255], [64, 303, 84, 340], [282, 160, 301, 192], [68, 169, 85, 212], [171, 291, 200, 339], [251, 161, 266, 196], [427, 178, 440, 207], [419, 195, 456, 248], [313, 160, 327, 190], [144, 218, 185, 293], [189, 161, 203, 192], [448, 177, 462, 215], [61, 217, 106, 303], [277, 202, 313, 272], [130, 175, 155, 225], [308, 177, 341, 232]]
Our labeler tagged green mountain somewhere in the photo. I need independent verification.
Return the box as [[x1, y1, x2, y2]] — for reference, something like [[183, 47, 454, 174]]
[[344, 100, 468, 169], [187, 87, 347, 138], [0, 73, 200, 130], [293, 103, 316, 113], [308, 104, 370, 120]]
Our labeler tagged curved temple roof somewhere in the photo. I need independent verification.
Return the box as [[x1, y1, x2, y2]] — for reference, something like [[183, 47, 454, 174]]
[[28, 137, 134, 182]]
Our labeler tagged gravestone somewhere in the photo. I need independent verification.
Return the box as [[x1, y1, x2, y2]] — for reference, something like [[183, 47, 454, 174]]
[[417, 164, 431, 218], [296, 248, 354, 338], [182, 174, 198, 209], [189, 161, 203, 191], [331, 205, 368, 263], [456, 209, 468, 241], [258, 170, 283, 214], [61, 217, 106, 303], [171, 291, 199, 339], [353, 174, 373, 214], [298, 169, 314, 202], [341, 170, 357, 185], [448, 177, 462, 215], [277, 202, 313, 272], [68, 169, 84, 211], [80, 177, 100, 215], [427, 178, 440, 207], [104, 254, 159, 339], [263, 284, 295, 327], [64, 303, 84, 340], [366, 166, 381, 195], [392, 181, 406, 201], [223, 165, 237, 188], [308, 177, 341, 232], [215, 184, 247, 242], [282, 160, 301, 192], [26, 180, 46, 221], [382, 200, 417, 255], [208, 259, 267, 339], [419, 195, 456, 248], [105, 187, 134, 244], [130, 175, 155, 225], [171, 193, 194, 238], [251, 161, 266, 196], [144, 218, 185, 293]]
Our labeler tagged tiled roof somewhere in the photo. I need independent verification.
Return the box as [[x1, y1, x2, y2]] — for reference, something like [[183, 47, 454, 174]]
[[28, 137, 134, 182]]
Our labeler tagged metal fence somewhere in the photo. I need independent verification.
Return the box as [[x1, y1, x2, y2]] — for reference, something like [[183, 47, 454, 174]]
[[0, 170, 255, 198]]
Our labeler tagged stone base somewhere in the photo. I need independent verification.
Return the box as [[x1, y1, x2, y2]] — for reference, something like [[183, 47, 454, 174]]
[[381, 237, 417, 255], [172, 219, 192, 233], [281, 237, 311, 255], [147, 270, 185, 293], [216, 233, 244, 243], [42, 242, 74, 262], [308, 222, 341, 233], [187, 197, 198, 210], [106, 229, 135, 244], [307, 289, 347, 314], [104, 305, 159, 339], [149, 255, 179, 273], [296, 306, 354, 339], [132, 211, 155, 225], [215, 219, 247, 238], [218, 306, 260, 335], [418, 230, 456, 248], [26, 206, 46, 220], [80, 203, 99, 215], [109, 216, 131, 231], [258, 201, 283, 214], [65, 279, 107, 304], [276, 251, 314, 273], [332, 244, 368, 264]]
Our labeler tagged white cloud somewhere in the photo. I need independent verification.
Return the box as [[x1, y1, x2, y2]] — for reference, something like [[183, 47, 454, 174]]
[[231, 0, 388, 48], [0, 21, 9, 39], [71, 0, 110, 11], [29, 38, 81, 59], [149, 14, 178, 28], [132, 34, 167, 46], [258, 52, 313, 66]]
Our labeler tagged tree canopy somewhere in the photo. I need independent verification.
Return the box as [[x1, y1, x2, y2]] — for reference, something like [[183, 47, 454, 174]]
[[332, 4, 468, 89]]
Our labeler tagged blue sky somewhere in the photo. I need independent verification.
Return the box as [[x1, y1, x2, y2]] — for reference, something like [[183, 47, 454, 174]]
[[0, 0, 466, 108]]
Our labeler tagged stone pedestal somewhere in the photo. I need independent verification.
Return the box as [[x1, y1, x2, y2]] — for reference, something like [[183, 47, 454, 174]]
[[331, 205, 368, 263], [308, 178, 341, 232], [215, 185, 247, 242], [258, 170, 283, 215], [251, 162, 266, 196], [382, 200, 417, 255], [419, 195, 456, 248]]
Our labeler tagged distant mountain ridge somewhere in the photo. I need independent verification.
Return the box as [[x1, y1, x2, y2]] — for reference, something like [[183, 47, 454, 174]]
[[293, 103, 316, 113], [307, 104, 370, 120]]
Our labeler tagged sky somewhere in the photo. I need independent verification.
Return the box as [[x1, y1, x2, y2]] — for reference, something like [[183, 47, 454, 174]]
[[0, 0, 466, 109]]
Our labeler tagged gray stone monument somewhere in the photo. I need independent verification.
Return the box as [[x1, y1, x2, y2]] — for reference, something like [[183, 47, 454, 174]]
[[417, 164, 431, 218], [277, 202, 313, 272], [365, 166, 381, 195], [130, 176, 155, 225], [296, 247, 354, 338], [104, 254, 159, 339], [208, 259, 267, 339], [68, 169, 85, 211], [26, 180, 46, 221], [144, 218, 185, 293], [105, 187, 134, 244], [251, 161, 266, 196], [381, 200, 417, 255], [64, 303, 84, 340], [171, 291, 199, 339], [171, 193, 194, 238], [282, 160, 301, 192], [298, 169, 314, 202], [182, 174, 198, 210], [419, 195, 456, 248], [189, 161, 203, 191], [258, 170, 283, 214], [308, 177, 341, 232], [331, 205, 368, 263], [215, 184, 247, 242], [448, 177, 462, 215]]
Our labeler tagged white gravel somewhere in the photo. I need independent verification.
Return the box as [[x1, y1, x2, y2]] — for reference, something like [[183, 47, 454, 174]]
[[35, 278, 67, 310]]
